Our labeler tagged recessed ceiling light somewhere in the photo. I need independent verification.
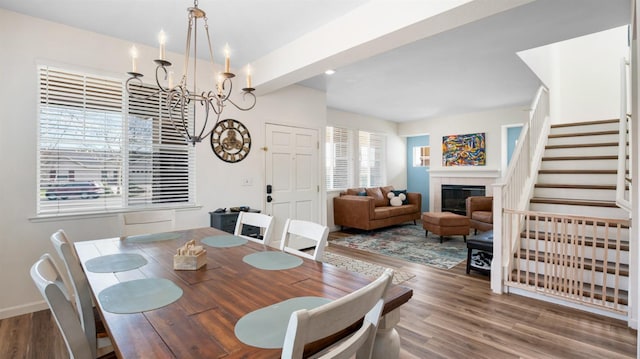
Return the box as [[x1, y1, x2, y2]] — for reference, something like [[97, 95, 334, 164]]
[[324, 69, 336, 75]]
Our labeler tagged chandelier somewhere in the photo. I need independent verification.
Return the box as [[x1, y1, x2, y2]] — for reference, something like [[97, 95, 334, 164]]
[[125, 0, 256, 145]]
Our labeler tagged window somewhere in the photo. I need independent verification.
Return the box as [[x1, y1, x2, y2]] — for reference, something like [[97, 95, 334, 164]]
[[325, 126, 386, 190], [325, 127, 353, 190], [412, 146, 430, 167], [38, 66, 195, 216]]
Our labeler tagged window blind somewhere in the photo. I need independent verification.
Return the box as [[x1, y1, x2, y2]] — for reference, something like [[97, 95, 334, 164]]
[[38, 65, 195, 216], [358, 131, 386, 187], [325, 126, 353, 190]]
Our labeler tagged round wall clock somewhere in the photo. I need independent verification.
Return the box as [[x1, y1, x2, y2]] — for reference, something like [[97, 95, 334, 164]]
[[210, 119, 251, 163]]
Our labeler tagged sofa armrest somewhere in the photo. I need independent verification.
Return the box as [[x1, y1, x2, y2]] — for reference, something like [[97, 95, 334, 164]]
[[406, 192, 422, 211], [465, 196, 493, 217], [333, 195, 376, 227]]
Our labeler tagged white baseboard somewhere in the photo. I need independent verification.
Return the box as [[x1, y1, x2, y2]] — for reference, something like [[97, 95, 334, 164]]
[[508, 287, 629, 323], [0, 300, 48, 320]]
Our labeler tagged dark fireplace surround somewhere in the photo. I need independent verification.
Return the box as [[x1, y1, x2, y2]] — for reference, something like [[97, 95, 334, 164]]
[[441, 184, 486, 215]]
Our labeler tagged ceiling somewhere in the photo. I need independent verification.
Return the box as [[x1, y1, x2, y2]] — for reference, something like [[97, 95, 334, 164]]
[[0, 0, 631, 122]]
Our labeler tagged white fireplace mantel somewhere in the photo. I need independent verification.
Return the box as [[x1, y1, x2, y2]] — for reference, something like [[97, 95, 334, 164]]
[[429, 169, 501, 212]]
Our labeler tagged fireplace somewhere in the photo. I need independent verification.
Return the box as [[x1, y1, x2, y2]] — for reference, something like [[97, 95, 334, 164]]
[[441, 185, 485, 215]]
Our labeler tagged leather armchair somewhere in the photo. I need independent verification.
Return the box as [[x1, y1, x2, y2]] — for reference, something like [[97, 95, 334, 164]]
[[465, 196, 493, 234]]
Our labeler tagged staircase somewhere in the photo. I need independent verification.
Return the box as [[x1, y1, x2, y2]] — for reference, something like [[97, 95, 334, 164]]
[[505, 119, 631, 314]]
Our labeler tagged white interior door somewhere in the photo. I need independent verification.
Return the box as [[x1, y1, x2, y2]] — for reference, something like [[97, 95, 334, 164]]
[[265, 124, 320, 249]]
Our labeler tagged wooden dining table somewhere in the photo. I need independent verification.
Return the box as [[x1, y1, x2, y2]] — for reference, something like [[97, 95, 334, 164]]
[[74, 227, 413, 358]]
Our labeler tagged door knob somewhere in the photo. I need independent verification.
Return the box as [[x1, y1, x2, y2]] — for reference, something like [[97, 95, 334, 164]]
[[267, 195, 272, 203]]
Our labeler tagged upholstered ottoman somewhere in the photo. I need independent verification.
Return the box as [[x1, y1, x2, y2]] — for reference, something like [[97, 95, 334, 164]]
[[422, 212, 470, 243]]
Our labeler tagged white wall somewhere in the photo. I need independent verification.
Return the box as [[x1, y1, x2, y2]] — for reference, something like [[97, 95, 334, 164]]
[[518, 26, 629, 124], [398, 106, 529, 174], [0, 9, 327, 318]]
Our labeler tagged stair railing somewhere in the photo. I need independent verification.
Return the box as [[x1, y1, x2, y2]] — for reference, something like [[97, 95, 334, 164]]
[[616, 56, 632, 213], [492, 86, 550, 293]]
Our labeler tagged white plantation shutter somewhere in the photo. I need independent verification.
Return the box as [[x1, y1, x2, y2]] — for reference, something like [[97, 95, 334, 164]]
[[324, 126, 386, 190], [38, 65, 195, 216], [325, 127, 353, 190], [358, 131, 386, 187]]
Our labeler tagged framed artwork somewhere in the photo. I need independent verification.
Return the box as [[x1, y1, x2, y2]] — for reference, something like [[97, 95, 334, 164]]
[[442, 132, 486, 166]]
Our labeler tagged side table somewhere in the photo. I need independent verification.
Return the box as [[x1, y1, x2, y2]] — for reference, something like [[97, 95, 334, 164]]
[[466, 230, 493, 274]]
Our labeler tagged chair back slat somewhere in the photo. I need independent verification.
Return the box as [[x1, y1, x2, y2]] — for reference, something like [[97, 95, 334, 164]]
[[234, 212, 274, 246], [280, 219, 329, 261]]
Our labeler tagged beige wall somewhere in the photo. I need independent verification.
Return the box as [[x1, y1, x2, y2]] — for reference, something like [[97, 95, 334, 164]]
[[0, 9, 327, 318]]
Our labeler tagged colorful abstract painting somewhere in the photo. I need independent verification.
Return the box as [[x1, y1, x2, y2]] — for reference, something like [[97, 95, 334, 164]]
[[442, 132, 486, 166]]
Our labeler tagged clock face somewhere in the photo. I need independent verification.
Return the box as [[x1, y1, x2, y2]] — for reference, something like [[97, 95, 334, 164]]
[[210, 119, 251, 163]]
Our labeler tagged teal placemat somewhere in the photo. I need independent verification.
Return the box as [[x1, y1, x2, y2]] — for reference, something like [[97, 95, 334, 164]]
[[235, 296, 331, 348], [202, 235, 248, 248], [85, 253, 148, 273], [98, 278, 183, 314], [243, 251, 303, 270], [124, 232, 181, 243]]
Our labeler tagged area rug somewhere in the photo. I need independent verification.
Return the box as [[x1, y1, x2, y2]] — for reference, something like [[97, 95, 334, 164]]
[[322, 251, 415, 285], [331, 224, 467, 270]]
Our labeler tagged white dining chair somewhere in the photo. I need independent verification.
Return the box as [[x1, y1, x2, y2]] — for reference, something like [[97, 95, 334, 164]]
[[281, 268, 394, 359], [30, 253, 114, 359], [279, 219, 329, 261], [50, 230, 113, 359], [121, 209, 175, 236], [234, 211, 274, 246]]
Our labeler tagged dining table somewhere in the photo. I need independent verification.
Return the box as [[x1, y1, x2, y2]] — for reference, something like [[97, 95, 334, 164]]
[[74, 226, 413, 358]]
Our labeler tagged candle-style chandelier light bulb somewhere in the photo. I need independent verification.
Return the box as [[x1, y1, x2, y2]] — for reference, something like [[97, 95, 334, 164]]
[[125, 0, 256, 145]]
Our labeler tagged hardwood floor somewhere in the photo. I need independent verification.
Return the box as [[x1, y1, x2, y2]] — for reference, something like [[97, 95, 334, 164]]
[[1, 230, 636, 358], [328, 230, 636, 359]]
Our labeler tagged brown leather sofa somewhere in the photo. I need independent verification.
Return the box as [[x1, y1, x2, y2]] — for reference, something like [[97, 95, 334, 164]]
[[333, 186, 422, 231], [465, 196, 493, 234]]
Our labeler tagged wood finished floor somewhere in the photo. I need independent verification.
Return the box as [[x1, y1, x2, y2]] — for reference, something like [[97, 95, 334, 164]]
[[0, 230, 636, 358]]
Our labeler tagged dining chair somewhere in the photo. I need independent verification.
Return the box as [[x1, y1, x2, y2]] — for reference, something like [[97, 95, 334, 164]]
[[281, 268, 394, 359], [234, 211, 274, 246], [30, 254, 116, 359], [279, 219, 329, 261], [121, 209, 175, 236], [50, 230, 113, 359]]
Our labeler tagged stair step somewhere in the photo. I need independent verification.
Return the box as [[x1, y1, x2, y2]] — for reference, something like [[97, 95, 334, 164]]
[[550, 119, 619, 128], [536, 172, 617, 186], [538, 169, 619, 175], [510, 270, 628, 305], [540, 158, 621, 171], [533, 187, 615, 202], [516, 249, 629, 276], [521, 230, 630, 251], [548, 130, 619, 138], [542, 155, 622, 161], [545, 142, 619, 149], [546, 134, 619, 146], [530, 198, 618, 208], [535, 184, 617, 190], [529, 203, 629, 219]]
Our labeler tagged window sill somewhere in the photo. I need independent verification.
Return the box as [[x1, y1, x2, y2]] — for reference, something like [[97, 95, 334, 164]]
[[29, 204, 203, 223]]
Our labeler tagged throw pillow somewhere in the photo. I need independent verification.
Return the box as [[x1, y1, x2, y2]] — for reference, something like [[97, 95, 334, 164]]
[[392, 190, 409, 205], [380, 185, 394, 200], [365, 187, 387, 207], [357, 191, 367, 196]]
